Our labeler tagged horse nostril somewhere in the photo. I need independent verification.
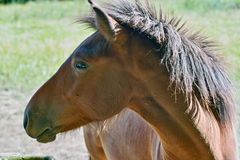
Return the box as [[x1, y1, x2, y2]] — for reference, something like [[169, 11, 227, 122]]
[[23, 112, 28, 129]]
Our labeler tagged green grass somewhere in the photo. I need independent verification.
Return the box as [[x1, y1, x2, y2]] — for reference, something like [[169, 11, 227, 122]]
[[163, 0, 240, 10], [0, 0, 94, 91], [0, 156, 55, 160], [0, 0, 240, 91]]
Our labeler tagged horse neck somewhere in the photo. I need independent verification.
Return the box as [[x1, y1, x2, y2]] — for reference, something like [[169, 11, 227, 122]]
[[129, 91, 215, 159], [127, 45, 236, 160]]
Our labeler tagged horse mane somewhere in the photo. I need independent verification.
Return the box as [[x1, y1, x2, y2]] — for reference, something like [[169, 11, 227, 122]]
[[80, 0, 235, 126]]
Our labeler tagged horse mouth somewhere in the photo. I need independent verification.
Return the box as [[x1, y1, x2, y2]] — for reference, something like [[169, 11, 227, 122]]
[[36, 128, 57, 143]]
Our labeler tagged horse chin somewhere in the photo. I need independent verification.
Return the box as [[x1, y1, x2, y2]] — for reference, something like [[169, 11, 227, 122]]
[[36, 128, 57, 143], [37, 134, 56, 143]]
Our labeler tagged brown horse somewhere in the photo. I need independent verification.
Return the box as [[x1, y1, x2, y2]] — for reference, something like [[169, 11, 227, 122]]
[[23, 0, 237, 159], [83, 108, 162, 160]]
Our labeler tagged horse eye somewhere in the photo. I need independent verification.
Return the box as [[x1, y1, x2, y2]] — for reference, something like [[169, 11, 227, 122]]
[[75, 61, 88, 70]]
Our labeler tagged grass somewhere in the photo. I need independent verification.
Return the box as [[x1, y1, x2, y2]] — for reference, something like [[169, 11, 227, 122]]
[[164, 0, 240, 10], [0, 0, 240, 91], [0, 0, 94, 91], [0, 156, 55, 160]]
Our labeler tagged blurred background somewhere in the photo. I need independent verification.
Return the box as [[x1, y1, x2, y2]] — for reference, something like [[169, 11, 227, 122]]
[[0, 0, 239, 159]]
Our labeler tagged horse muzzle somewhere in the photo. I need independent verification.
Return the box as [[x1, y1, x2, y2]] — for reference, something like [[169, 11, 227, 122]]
[[23, 105, 57, 143]]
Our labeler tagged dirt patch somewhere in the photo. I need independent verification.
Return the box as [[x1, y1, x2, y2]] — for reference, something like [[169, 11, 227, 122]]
[[0, 90, 88, 160]]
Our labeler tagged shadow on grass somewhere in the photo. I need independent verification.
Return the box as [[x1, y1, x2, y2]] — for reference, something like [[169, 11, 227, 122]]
[[0, 156, 55, 160]]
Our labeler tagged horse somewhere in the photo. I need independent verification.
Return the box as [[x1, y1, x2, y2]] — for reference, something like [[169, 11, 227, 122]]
[[83, 108, 162, 160], [23, 0, 237, 159]]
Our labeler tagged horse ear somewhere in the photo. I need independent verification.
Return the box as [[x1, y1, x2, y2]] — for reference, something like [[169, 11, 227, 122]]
[[88, 0, 118, 41]]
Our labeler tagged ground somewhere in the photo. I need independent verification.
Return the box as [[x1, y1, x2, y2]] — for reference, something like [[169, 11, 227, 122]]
[[0, 90, 88, 160]]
